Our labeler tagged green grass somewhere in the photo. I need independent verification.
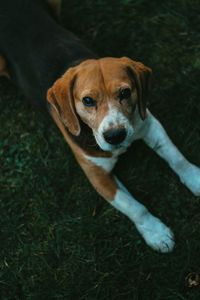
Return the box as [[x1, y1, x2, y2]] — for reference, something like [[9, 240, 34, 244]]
[[1, 0, 200, 299]]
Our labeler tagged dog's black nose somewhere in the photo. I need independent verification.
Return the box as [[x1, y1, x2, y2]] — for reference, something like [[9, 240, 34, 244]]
[[103, 128, 127, 145]]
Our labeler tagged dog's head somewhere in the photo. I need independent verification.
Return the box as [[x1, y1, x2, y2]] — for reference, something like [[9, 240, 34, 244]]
[[47, 57, 152, 151]]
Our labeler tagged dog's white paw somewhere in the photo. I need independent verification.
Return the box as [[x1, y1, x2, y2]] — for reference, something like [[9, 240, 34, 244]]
[[180, 164, 200, 196], [136, 213, 175, 253]]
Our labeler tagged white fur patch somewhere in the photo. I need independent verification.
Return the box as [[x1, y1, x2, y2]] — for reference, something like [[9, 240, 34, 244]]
[[94, 109, 135, 151], [179, 163, 200, 196], [84, 155, 118, 172], [141, 111, 200, 196], [111, 177, 175, 253]]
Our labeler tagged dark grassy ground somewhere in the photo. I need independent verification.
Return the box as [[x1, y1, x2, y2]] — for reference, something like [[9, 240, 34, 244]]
[[0, 0, 200, 299]]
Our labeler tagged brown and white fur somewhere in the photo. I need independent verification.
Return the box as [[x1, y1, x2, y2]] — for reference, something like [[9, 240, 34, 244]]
[[48, 57, 200, 253], [1, 0, 200, 253]]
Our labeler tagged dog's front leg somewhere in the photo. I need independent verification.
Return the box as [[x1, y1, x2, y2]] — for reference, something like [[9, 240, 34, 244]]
[[75, 153, 174, 253], [140, 110, 200, 196], [50, 108, 174, 252]]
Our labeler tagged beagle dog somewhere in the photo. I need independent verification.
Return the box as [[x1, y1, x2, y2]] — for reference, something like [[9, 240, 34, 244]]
[[0, 0, 200, 253]]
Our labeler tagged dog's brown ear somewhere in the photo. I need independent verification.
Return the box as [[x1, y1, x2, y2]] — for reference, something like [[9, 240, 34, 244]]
[[47, 68, 80, 136], [122, 57, 152, 120]]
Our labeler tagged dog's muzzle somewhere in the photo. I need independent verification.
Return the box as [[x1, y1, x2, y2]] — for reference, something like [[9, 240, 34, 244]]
[[103, 128, 127, 145]]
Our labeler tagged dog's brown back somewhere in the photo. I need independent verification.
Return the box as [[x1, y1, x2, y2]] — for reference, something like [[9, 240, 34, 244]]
[[0, 0, 95, 107]]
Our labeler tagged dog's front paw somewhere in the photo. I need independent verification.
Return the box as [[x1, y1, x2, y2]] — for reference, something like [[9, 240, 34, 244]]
[[180, 164, 200, 196], [136, 213, 175, 253]]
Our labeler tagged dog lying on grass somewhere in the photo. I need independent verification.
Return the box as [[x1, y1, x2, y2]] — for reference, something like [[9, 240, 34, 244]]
[[0, 0, 199, 252]]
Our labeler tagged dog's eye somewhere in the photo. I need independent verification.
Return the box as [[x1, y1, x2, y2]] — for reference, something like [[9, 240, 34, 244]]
[[82, 97, 96, 107], [119, 88, 131, 101]]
